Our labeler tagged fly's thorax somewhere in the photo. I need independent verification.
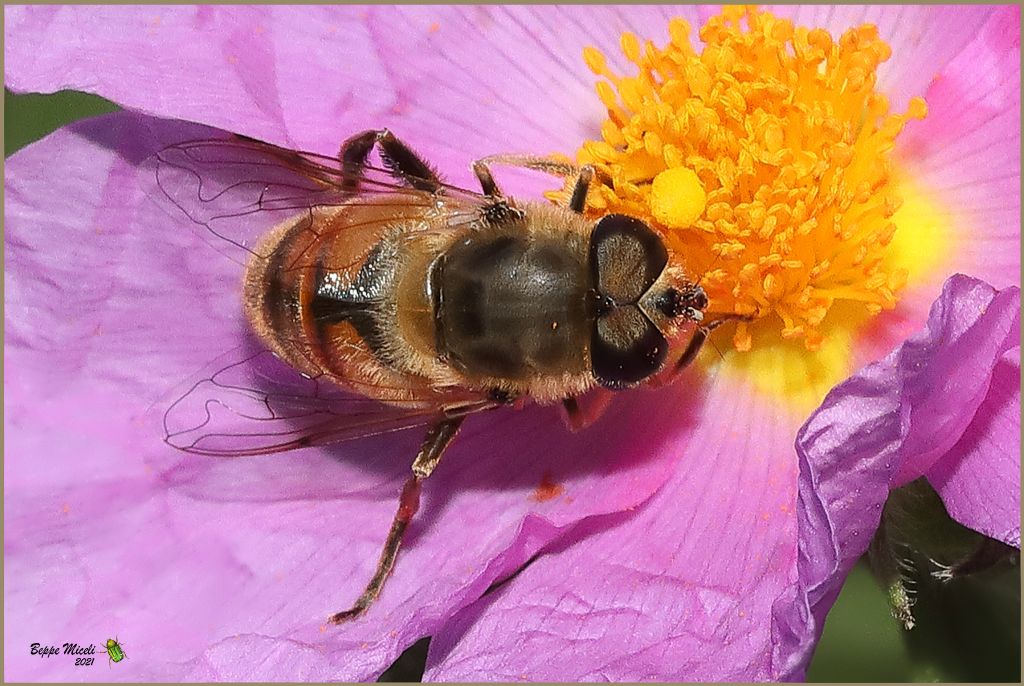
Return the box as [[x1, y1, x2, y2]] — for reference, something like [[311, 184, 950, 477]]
[[431, 207, 594, 385]]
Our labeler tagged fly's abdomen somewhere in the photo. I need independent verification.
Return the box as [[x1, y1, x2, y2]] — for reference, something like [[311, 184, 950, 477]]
[[432, 234, 590, 380], [243, 206, 402, 382]]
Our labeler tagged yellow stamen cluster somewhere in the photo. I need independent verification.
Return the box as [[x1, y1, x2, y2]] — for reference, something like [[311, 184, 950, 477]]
[[558, 6, 927, 351]]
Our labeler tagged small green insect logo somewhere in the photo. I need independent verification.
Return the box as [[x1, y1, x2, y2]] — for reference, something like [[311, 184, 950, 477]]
[[103, 637, 126, 666]]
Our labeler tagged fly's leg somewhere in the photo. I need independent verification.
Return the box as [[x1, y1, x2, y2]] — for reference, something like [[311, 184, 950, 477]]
[[473, 154, 580, 182], [471, 159, 502, 198], [327, 416, 464, 624], [338, 129, 441, 194], [672, 326, 711, 375], [566, 165, 595, 213], [471, 154, 597, 213], [471, 155, 577, 197], [671, 314, 754, 376], [560, 389, 614, 432], [561, 397, 581, 428]]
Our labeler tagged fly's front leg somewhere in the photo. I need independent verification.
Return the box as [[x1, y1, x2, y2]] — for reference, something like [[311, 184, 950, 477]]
[[471, 159, 503, 198], [474, 154, 580, 182], [670, 314, 754, 377], [339, 129, 442, 194], [471, 154, 597, 213], [328, 416, 464, 624]]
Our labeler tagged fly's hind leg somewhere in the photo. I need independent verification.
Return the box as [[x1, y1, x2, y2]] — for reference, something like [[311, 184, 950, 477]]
[[328, 416, 464, 624], [339, 129, 442, 194]]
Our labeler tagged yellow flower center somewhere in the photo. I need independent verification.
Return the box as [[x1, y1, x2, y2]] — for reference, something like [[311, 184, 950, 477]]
[[555, 6, 928, 358]]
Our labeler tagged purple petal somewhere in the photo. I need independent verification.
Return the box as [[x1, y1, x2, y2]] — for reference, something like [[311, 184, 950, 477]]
[[426, 372, 803, 681], [772, 274, 1020, 679], [889, 279, 1020, 487], [928, 346, 1021, 547], [4, 112, 684, 680]]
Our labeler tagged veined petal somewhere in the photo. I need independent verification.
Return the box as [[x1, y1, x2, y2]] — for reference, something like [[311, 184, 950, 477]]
[[772, 274, 1020, 678], [896, 5, 1021, 293], [4, 5, 700, 189], [3, 112, 683, 680], [839, 5, 1019, 373], [426, 372, 802, 681], [4, 6, 385, 147], [767, 5, 999, 112], [338, 5, 702, 189]]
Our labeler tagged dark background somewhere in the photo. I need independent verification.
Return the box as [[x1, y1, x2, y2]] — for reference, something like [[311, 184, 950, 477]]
[[5, 89, 1020, 682]]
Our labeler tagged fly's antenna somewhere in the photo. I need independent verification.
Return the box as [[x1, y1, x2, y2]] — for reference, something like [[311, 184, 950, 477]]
[[704, 330, 727, 363], [692, 249, 725, 290]]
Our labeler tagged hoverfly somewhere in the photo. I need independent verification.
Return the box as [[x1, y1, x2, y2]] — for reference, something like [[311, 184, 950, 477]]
[[152, 128, 740, 623]]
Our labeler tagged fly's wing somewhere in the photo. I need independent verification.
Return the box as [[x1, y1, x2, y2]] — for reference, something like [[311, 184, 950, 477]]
[[146, 134, 500, 456], [144, 134, 492, 266], [163, 345, 496, 457]]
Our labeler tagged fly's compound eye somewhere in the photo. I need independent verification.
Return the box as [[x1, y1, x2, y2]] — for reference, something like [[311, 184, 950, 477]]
[[588, 214, 672, 389], [591, 305, 668, 389], [589, 214, 668, 305]]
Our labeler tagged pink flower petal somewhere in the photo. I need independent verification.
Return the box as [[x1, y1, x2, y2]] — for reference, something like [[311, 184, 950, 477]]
[[830, 6, 1020, 375], [4, 5, 700, 186], [335, 5, 702, 189], [4, 6, 398, 148], [897, 6, 1021, 290], [768, 6, 1000, 113], [4, 112, 685, 681], [426, 373, 802, 681]]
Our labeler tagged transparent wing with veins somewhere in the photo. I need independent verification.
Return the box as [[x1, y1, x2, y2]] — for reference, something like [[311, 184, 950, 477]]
[[163, 346, 496, 457], [146, 134, 491, 265], [148, 135, 501, 456]]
